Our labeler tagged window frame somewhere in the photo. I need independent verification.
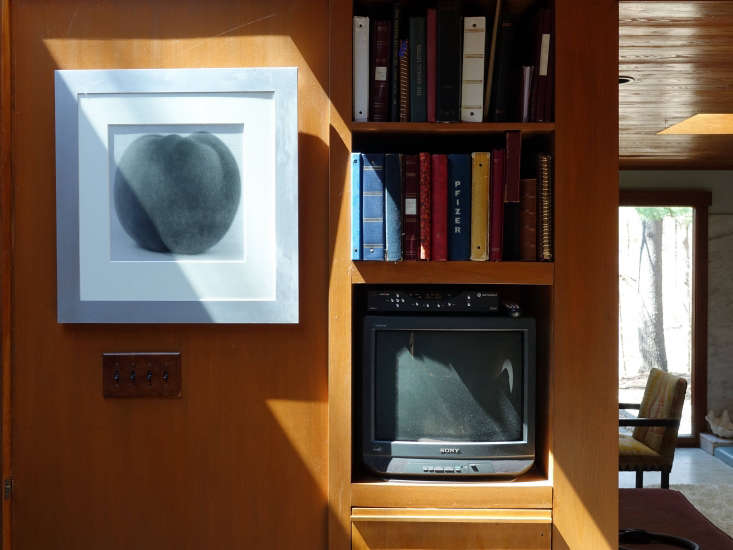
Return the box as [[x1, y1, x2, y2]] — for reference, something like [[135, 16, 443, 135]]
[[619, 189, 711, 447]]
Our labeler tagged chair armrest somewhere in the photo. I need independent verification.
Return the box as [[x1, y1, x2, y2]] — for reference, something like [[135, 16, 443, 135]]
[[619, 403, 641, 410], [619, 418, 680, 428]]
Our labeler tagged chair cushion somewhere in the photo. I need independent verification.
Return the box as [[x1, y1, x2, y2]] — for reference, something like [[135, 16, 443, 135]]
[[633, 368, 687, 457], [619, 434, 674, 469], [620, 434, 658, 457]]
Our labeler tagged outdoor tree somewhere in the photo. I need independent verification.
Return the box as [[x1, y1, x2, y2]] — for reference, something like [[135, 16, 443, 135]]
[[635, 207, 692, 373]]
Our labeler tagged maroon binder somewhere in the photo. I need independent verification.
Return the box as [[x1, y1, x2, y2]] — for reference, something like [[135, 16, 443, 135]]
[[431, 154, 448, 261], [370, 20, 392, 121], [419, 152, 432, 260], [402, 154, 419, 260], [489, 149, 505, 261]]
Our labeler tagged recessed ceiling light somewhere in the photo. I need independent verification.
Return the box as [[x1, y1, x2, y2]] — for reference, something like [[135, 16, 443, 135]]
[[619, 75, 635, 85], [658, 114, 733, 134]]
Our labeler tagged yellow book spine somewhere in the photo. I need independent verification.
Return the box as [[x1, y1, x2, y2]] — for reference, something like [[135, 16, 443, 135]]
[[470, 152, 490, 260]]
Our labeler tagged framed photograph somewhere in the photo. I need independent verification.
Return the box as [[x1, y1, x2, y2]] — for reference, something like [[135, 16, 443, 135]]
[[55, 68, 298, 323]]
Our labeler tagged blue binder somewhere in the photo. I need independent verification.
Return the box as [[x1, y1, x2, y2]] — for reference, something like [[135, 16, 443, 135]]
[[361, 153, 386, 261], [447, 154, 471, 260], [384, 153, 403, 261], [351, 153, 363, 260]]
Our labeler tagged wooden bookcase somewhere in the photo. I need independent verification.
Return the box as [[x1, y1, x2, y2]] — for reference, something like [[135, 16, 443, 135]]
[[328, 1, 618, 548]]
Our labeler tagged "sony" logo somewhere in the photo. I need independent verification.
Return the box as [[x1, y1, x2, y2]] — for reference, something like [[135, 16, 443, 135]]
[[440, 448, 461, 454]]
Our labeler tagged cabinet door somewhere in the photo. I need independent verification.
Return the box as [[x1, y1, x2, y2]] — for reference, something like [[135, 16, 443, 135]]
[[351, 508, 551, 550]]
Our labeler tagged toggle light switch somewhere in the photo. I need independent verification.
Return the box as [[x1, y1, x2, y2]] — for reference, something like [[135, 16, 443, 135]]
[[103, 352, 181, 398]]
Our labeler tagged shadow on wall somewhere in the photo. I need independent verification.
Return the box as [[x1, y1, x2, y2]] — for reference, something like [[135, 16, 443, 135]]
[[10, 1, 336, 549]]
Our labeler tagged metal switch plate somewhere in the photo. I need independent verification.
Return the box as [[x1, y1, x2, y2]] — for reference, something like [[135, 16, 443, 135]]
[[103, 352, 181, 398]]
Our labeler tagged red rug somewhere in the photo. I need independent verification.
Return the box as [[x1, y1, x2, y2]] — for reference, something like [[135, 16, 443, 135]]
[[620, 488, 733, 549]]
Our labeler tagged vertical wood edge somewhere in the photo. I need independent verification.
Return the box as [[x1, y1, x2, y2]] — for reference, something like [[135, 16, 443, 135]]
[[552, 0, 619, 548], [0, 0, 12, 547], [328, 1, 353, 550]]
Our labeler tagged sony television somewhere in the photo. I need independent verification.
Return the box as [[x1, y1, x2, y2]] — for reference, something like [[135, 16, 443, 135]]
[[361, 314, 536, 478]]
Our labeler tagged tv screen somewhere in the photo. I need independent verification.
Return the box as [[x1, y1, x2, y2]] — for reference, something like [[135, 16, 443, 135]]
[[361, 315, 535, 477], [375, 330, 524, 443]]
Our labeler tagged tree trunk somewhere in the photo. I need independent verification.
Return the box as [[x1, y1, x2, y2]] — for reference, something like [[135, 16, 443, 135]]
[[637, 217, 668, 372]]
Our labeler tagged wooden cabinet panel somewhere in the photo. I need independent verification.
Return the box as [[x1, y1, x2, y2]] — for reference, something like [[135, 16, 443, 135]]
[[351, 508, 551, 550]]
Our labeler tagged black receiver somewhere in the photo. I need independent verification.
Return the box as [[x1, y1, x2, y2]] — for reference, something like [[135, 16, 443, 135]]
[[367, 288, 500, 313]]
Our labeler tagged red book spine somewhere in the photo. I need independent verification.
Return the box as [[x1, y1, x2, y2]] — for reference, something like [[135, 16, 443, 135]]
[[418, 152, 432, 260], [431, 154, 448, 261], [426, 8, 437, 123], [403, 155, 419, 260], [489, 149, 505, 261], [370, 20, 392, 122], [504, 131, 521, 203]]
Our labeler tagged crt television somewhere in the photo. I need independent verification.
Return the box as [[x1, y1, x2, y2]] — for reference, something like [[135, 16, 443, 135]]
[[361, 315, 536, 478]]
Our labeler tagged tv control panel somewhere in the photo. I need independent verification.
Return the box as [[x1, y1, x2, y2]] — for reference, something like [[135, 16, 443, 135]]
[[367, 288, 499, 313]]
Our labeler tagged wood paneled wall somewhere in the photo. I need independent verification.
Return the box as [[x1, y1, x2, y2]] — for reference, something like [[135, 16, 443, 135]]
[[8, 1, 329, 548]]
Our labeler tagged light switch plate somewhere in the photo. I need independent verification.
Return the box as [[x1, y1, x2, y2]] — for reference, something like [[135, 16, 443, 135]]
[[102, 352, 181, 398]]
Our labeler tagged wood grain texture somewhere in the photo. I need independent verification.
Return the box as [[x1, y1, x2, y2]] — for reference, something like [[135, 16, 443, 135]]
[[553, 0, 619, 549], [1, 0, 12, 547], [620, 1, 733, 166], [351, 261, 554, 285], [352, 511, 551, 550], [351, 479, 552, 509], [351, 507, 552, 523], [350, 122, 555, 135], [10, 1, 329, 549], [328, 1, 354, 549]]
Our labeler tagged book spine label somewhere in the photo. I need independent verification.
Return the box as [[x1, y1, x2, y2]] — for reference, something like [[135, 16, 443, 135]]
[[431, 154, 448, 261], [537, 153, 553, 261], [390, 3, 401, 121], [520, 65, 534, 123], [519, 177, 537, 261], [426, 9, 437, 122], [409, 17, 427, 122], [504, 131, 521, 202], [384, 153, 403, 261], [436, 3, 461, 122], [402, 154, 419, 260], [370, 20, 392, 122], [398, 40, 410, 122], [350, 153, 362, 260], [447, 154, 471, 260], [460, 17, 486, 122], [489, 149, 505, 261], [470, 152, 490, 261], [362, 153, 386, 260], [418, 152, 432, 260], [353, 16, 370, 121]]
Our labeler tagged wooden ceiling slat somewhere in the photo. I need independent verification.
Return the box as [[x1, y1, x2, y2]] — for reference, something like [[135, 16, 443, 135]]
[[619, 1, 733, 164]]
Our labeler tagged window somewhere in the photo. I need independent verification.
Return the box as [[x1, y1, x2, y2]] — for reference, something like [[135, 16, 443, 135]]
[[619, 191, 711, 444]]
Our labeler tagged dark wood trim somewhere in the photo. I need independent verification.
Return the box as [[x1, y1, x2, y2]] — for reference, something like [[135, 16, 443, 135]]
[[620, 158, 733, 171], [619, 190, 711, 448], [1, 0, 11, 546], [620, 190, 712, 209]]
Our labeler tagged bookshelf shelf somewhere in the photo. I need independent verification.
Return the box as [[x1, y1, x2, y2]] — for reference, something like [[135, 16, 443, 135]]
[[351, 261, 554, 285], [351, 475, 553, 509], [349, 122, 555, 135]]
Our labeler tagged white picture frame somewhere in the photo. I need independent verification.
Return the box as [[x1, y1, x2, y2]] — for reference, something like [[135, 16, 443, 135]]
[[55, 68, 298, 323]]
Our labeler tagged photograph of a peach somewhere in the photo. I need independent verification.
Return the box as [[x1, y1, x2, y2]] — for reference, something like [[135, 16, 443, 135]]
[[113, 131, 242, 258]]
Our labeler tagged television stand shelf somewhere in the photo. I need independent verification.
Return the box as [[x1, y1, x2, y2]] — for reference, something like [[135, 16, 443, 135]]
[[351, 476, 553, 509], [350, 261, 554, 285]]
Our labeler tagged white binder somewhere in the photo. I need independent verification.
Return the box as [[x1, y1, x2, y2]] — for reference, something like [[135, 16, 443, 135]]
[[353, 16, 370, 122], [461, 16, 487, 122]]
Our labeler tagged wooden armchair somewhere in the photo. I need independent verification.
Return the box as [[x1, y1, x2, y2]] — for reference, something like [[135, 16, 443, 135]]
[[619, 368, 687, 489]]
